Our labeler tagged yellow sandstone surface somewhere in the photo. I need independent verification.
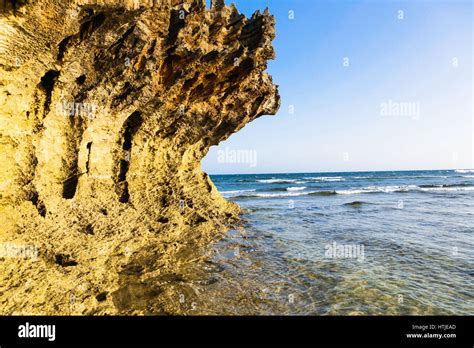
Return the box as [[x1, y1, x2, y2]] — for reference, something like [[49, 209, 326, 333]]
[[0, 0, 279, 314]]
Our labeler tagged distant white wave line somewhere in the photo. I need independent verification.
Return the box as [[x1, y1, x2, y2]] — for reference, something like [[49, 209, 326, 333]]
[[221, 189, 256, 195], [225, 189, 310, 198], [419, 175, 449, 178], [338, 185, 474, 194], [254, 175, 458, 184], [455, 169, 474, 173], [336, 185, 417, 194], [353, 175, 448, 179], [287, 187, 306, 191], [419, 186, 474, 192], [252, 191, 317, 198], [257, 179, 298, 183], [463, 175, 474, 178], [308, 176, 345, 181]]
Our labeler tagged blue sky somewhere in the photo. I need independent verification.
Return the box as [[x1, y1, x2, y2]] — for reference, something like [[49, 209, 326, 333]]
[[202, 0, 473, 174]]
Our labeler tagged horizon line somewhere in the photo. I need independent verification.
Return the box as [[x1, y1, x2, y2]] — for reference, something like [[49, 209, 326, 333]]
[[206, 167, 473, 176]]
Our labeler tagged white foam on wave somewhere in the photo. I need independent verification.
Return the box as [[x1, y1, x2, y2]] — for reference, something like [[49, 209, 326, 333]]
[[286, 186, 306, 191], [455, 169, 474, 173], [398, 175, 449, 179], [221, 189, 256, 196], [257, 179, 298, 183], [308, 176, 345, 182], [336, 185, 417, 194], [336, 185, 474, 195], [252, 191, 316, 198], [419, 186, 474, 192], [355, 175, 448, 179], [223, 183, 474, 199]]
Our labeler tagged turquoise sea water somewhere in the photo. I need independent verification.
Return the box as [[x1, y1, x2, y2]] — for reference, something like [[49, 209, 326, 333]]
[[139, 170, 473, 315], [183, 169, 473, 315]]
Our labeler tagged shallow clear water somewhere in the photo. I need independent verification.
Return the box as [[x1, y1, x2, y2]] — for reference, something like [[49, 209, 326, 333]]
[[145, 170, 474, 315]]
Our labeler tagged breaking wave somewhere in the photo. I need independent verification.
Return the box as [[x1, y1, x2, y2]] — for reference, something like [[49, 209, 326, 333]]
[[227, 184, 474, 199]]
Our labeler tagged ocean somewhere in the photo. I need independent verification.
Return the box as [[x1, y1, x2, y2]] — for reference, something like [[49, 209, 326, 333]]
[[176, 169, 472, 315]]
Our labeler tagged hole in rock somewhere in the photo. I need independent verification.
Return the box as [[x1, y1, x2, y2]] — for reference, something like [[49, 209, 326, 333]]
[[86, 142, 92, 174], [116, 111, 142, 203], [39, 70, 60, 116], [118, 159, 129, 182], [96, 292, 108, 302], [158, 217, 169, 224], [57, 35, 72, 61], [85, 223, 94, 235], [55, 254, 78, 267], [62, 175, 79, 199], [30, 190, 46, 217], [76, 74, 86, 85], [191, 213, 207, 224], [118, 182, 130, 203], [166, 9, 187, 46]]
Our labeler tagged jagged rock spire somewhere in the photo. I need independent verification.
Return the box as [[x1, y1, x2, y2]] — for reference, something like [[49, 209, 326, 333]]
[[211, 0, 224, 10]]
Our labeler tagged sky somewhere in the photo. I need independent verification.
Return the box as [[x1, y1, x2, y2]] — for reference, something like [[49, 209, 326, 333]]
[[202, 0, 473, 174]]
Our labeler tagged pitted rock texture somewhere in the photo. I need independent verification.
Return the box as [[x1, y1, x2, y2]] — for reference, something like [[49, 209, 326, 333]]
[[0, 0, 279, 314]]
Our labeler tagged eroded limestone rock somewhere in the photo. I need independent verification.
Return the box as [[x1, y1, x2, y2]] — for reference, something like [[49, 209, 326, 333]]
[[0, 0, 279, 314]]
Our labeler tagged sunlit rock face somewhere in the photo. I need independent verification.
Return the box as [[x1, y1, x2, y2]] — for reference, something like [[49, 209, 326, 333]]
[[0, 0, 279, 314]]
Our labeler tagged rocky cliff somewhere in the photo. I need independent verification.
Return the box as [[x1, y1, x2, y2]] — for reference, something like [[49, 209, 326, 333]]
[[0, 0, 279, 314]]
